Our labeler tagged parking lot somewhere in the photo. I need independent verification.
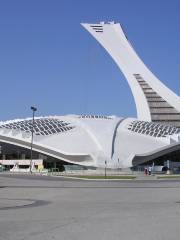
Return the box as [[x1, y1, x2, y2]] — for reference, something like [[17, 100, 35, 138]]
[[0, 173, 180, 240]]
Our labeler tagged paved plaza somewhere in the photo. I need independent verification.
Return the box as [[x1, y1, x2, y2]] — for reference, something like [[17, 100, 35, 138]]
[[0, 173, 180, 240]]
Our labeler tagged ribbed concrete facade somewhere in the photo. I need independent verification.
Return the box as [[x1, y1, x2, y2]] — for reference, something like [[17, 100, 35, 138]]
[[134, 74, 180, 128]]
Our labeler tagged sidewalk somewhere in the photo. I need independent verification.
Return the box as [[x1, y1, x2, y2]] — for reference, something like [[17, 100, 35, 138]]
[[136, 174, 157, 180]]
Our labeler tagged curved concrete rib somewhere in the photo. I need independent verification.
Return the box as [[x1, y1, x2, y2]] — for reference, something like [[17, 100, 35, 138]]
[[132, 142, 180, 166], [111, 118, 126, 158], [0, 135, 94, 166]]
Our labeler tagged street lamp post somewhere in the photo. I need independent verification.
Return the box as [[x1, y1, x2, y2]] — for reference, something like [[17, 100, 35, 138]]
[[105, 160, 107, 179], [30, 106, 37, 174]]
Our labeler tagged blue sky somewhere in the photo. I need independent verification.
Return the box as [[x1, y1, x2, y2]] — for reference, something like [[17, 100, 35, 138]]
[[0, 0, 180, 120]]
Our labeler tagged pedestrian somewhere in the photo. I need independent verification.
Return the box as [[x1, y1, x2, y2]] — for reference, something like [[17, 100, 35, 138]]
[[144, 167, 148, 176], [148, 166, 152, 175]]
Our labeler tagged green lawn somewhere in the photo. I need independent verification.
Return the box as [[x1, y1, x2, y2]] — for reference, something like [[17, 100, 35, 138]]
[[157, 175, 180, 179], [69, 175, 136, 180]]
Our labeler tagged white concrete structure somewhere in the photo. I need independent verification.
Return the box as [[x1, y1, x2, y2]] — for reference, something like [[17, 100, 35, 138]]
[[0, 115, 180, 168], [82, 22, 180, 128], [0, 22, 180, 169]]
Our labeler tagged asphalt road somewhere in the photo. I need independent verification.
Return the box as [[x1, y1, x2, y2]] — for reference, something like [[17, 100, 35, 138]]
[[0, 173, 180, 240]]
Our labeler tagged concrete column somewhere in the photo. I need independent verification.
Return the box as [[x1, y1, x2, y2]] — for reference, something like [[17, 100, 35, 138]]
[[53, 162, 56, 169], [21, 153, 26, 159]]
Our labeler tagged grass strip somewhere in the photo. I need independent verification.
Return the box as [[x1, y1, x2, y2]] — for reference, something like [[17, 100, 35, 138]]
[[69, 175, 136, 180], [157, 175, 180, 179]]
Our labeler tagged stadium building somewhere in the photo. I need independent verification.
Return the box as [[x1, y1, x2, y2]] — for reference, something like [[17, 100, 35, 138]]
[[0, 22, 180, 171]]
